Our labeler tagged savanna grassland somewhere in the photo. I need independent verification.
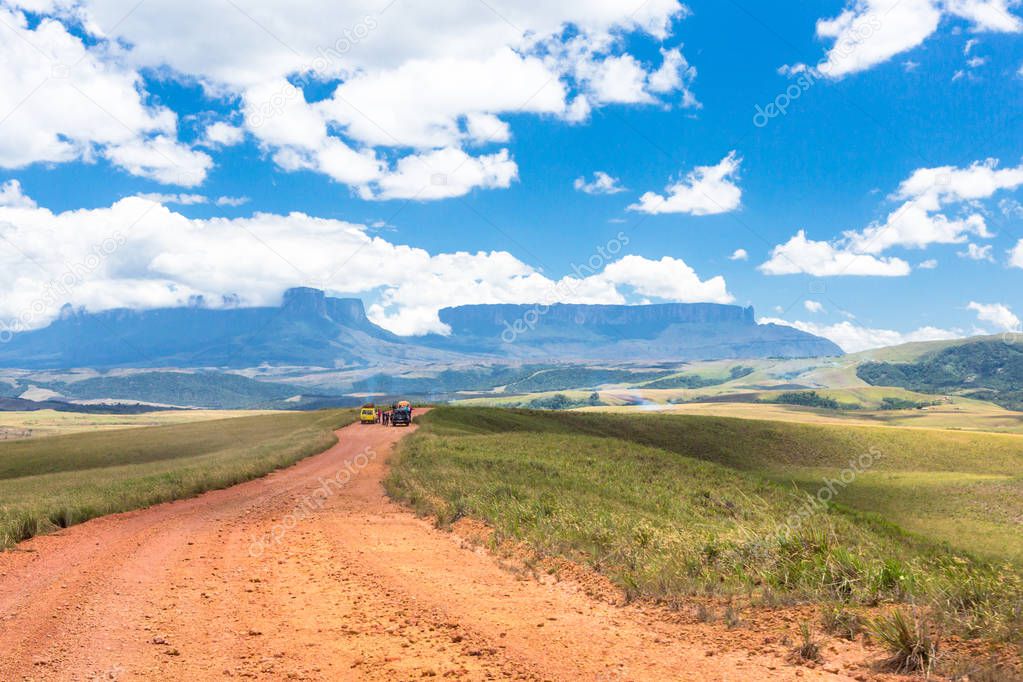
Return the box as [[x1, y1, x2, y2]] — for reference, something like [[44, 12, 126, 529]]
[[0, 408, 277, 440], [581, 396, 1023, 434], [386, 407, 1023, 645], [0, 409, 354, 548]]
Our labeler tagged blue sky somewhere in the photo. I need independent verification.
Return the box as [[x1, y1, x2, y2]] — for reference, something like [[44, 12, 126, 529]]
[[1, 0, 1022, 350]]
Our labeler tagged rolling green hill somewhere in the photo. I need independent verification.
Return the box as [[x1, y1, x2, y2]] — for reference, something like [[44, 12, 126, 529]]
[[450, 338, 1023, 433], [44, 371, 304, 408], [847, 336, 996, 364], [857, 339, 1023, 410], [30, 371, 359, 410]]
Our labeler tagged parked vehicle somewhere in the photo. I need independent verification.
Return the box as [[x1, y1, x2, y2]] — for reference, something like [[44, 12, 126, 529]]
[[391, 401, 412, 427], [360, 404, 378, 424]]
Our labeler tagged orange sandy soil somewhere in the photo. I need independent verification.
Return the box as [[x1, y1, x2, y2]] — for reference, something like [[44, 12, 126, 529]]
[[0, 414, 929, 680]]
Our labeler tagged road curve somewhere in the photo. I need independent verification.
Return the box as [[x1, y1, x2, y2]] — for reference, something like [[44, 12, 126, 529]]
[[0, 416, 874, 680]]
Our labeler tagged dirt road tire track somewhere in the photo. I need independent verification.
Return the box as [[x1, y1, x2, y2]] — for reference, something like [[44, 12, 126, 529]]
[[1, 416, 877, 680]]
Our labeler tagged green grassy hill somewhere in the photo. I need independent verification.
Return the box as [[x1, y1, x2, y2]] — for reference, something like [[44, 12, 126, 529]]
[[41, 371, 316, 409], [388, 407, 1023, 643], [857, 339, 1023, 410], [848, 335, 1006, 364], [450, 338, 1023, 435], [0, 409, 354, 547]]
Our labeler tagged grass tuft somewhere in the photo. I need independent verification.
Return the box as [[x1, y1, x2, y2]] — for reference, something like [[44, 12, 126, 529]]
[[869, 609, 938, 673], [820, 605, 865, 640], [794, 622, 821, 662]]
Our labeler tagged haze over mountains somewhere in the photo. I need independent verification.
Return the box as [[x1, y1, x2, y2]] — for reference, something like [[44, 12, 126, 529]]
[[0, 288, 842, 370]]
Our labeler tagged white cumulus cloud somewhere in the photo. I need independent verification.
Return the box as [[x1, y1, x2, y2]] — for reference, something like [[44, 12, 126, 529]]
[[364, 148, 519, 201], [0, 180, 37, 209], [101, 136, 213, 187], [647, 47, 700, 108], [947, 0, 1023, 31], [4, 1, 697, 197], [1010, 239, 1023, 268], [574, 171, 625, 195], [0, 185, 734, 336], [812, 0, 1022, 78], [760, 317, 961, 353], [759, 230, 911, 276], [597, 255, 733, 303], [0, 6, 209, 185], [762, 158, 1023, 276], [316, 48, 566, 149], [958, 243, 994, 261], [892, 158, 1023, 209], [134, 193, 207, 206], [842, 158, 1023, 255], [844, 203, 989, 255], [968, 301, 1021, 331], [203, 122, 245, 147], [630, 151, 742, 215]]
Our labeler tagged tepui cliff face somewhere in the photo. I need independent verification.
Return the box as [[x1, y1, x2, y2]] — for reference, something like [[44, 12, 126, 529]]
[[0, 288, 842, 369]]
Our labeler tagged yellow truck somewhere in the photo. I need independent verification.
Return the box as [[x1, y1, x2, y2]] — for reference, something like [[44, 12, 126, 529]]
[[360, 404, 378, 424]]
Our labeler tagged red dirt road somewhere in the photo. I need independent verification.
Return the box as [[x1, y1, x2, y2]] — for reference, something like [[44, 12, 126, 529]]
[[0, 418, 888, 680]]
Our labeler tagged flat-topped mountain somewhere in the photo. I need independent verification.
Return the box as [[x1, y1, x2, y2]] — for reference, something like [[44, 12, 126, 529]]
[[433, 302, 839, 360], [440, 302, 756, 333], [0, 289, 842, 369]]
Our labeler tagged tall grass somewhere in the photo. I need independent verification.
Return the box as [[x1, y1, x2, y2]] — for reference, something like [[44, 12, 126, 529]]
[[869, 609, 938, 673], [410, 408, 1023, 563], [0, 410, 354, 548], [386, 407, 1023, 644]]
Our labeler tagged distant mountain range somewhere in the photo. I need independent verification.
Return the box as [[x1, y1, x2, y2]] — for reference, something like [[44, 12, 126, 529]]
[[0, 288, 842, 370], [435, 302, 840, 360], [0, 288, 424, 370]]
